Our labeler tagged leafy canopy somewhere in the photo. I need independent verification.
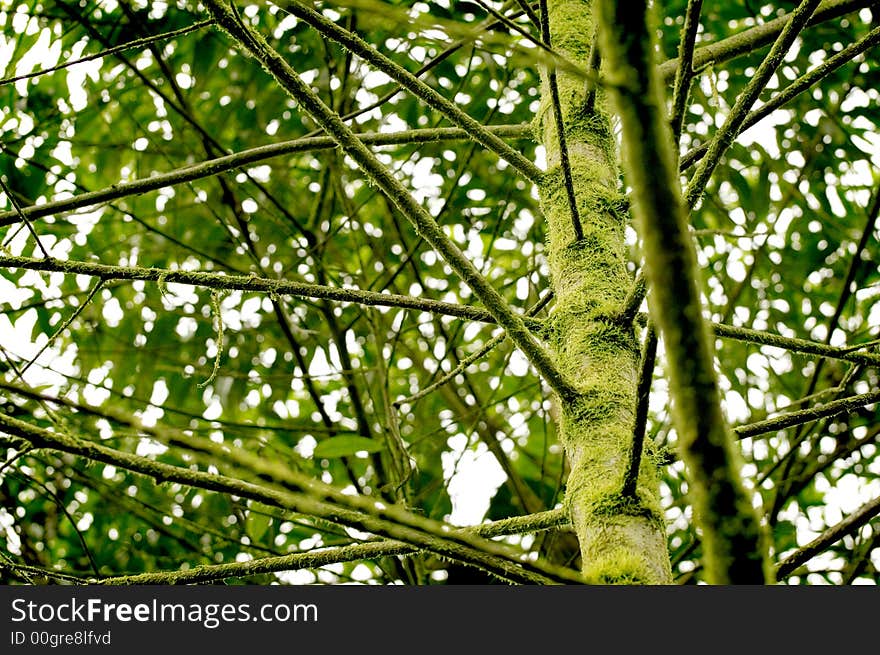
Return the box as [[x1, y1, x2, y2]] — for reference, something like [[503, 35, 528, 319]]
[[0, 0, 878, 584]]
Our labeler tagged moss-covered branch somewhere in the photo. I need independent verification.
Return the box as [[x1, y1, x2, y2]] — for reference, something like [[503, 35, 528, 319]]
[[5, 253, 875, 369], [712, 323, 880, 368], [0, 124, 530, 227], [734, 388, 880, 440], [657, 0, 877, 82], [95, 509, 569, 585], [0, 411, 581, 584], [535, 0, 672, 584], [0, 254, 522, 326], [596, 0, 769, 583]]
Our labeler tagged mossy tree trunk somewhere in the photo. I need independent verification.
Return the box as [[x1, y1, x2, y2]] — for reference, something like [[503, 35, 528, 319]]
[[536, 0, 672, 584]]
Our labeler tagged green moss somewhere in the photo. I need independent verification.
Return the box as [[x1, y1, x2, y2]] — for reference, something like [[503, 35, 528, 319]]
[[588, 556, 658, 585]]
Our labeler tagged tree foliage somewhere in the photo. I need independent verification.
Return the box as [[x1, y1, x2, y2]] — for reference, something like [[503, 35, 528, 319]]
[[0, 0, 878, 585]]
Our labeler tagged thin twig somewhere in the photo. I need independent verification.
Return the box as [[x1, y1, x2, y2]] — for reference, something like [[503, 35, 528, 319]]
[[472, 0, 550, 54], [512, 0, 543, 29], [669, 0, 703, 143], [395, 291, 554, 407], [622, 323, 658, 498], [0, 20, 214, 88], [583, 24, 601, 112], [0, 177, 50, 258], [776, 494, 880, 580], [19, 279, 105, 376], [540, 0, 583, 241]]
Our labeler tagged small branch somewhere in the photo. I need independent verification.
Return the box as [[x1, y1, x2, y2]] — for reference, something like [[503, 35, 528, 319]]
[[0, 559, 89, 585], [684, 0, 822, 209], [197, 290, 225, 388], [669, 0, 703, 143], [0, 20, 214, 88], [583, 24, 601, 112], [711, 323, 880, 368], [733, 388, 880, 440], [0, 124, 531, 227], [680, 24, 880, 171], [395, 291, 554, 407], [776, 494, 880, 580], [472, 0, 548, 53], [320, 3, 545, 131], [618, 271, 647, 326], [622, 323, 658, 499], [0, 177, 50, 258], [540, 0, 583, 241], [0, 253, 530, 326], [512, 0, 543, 30], [95, 508, 569, 585], [11, 470, 101, 576], [19, 279, 105, 376], [657, 0, 874, 82]]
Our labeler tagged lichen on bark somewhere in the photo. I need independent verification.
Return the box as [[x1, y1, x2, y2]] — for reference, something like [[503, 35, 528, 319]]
[[535, 0, 672, 584]]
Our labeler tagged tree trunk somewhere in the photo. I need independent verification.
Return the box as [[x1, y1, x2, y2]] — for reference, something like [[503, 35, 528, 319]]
[[536, 0, 672, 584]]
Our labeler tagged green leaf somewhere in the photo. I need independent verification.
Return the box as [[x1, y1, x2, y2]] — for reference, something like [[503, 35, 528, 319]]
[[313, 436, 385, 459], [246, 509, 273, 543]]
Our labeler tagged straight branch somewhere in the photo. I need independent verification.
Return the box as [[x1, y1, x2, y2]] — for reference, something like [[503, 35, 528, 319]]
[[776, 494, 880, 579], [0, 254, 522, 326], [669, 0, 703, 142], [540, 0, 583, 241], [0, 20, 214, 88], [0, 125, 531, 227], [96, 508, 569, 585], [734, 388, 880, 440]]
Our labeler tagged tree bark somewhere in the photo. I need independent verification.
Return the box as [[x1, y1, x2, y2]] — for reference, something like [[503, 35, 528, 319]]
[[536, 0, 672, 584]]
